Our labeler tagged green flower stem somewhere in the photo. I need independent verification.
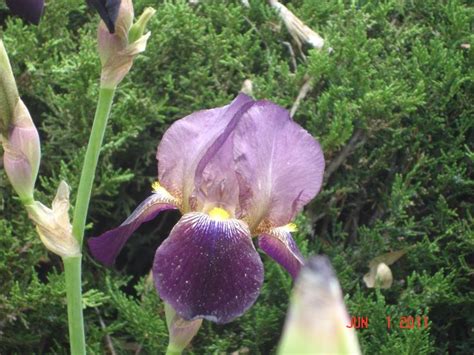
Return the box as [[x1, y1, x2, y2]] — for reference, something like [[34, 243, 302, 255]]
[[63, 256, 86, 355], [72, 86, 116, 246], [166, 344, 183, 355], [62, 86, 115, 354]]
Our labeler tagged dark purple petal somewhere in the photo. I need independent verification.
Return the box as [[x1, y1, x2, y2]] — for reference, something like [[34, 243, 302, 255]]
[[233, 101, 325, 229], [153, 212, 263, 324], [258, 228, 304, 279], [157, 94, 253, 212], [88, 192, 178, 266], [86, 0, 122, 33], [6, 0, 44, 25]]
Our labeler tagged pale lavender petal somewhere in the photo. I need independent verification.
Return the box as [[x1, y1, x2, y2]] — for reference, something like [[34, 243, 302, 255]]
[[157, 94, 253, 212], [6, 0, 44, 25], [192, 100, 255, 215], [258, 227, 304, 279], [233, 101, 325, 229], [153, 212, 263, 324], [88, 192, 178, 266]]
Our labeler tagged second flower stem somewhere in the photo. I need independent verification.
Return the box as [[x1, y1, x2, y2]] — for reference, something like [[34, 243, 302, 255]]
[[64, 86, 115, 354], [72, 86, 116, 246], [64, 256, 86, 355]]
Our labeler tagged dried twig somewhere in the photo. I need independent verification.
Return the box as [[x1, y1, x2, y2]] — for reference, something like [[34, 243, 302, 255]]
[[269, 0, 324, 50], [266, 1, 328, 117], [290, 75, 313, 117], [95, 308, 117, 355], [324, 128, 366, 181], [281, 41, 297, 72]]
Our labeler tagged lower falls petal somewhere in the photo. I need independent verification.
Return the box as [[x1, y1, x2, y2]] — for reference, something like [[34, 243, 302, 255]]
[[258, 227, 305, 279], [88, 192, 177, 266], [153, 212, 264, 324]]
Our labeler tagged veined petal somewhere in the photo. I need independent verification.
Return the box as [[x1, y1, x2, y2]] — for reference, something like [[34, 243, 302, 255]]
[[258, 226, 304, 279], [88, 188, 178, 266], [153, 212, 263, 324], [233, 101, 325, 229], [157, 94, 253, 212], [192, 99, 256, 215], [6, 0, 44, 25]]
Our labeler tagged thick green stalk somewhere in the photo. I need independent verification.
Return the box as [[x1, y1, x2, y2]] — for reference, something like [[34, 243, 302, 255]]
[[62, 86, 115, 354], [72, 87, 116, 246], [63, 256, 86, 355], [166, 344, 182, 355]]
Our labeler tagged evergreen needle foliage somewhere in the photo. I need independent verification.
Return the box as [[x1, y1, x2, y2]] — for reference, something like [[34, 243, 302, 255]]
[[0, 0, 472, 353]]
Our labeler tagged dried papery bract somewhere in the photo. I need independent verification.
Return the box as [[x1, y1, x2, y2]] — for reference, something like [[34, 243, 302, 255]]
[[269, 0, 324, 50], [363, 262, 393, 289], [278, 256, 361, 354], [240, 79, 253, 96], [97, 0, 155, 88], [363, 249, 406, 289], [26, 181, 80, 258]]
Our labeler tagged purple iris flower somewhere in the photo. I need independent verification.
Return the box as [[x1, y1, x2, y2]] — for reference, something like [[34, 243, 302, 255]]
[[5, 0, 44, 25], [89, 94, 325, 324]]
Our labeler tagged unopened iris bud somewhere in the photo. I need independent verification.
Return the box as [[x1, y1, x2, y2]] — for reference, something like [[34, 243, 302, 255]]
[[128, 7, 156, 43], [164, 302, 202, 354], [96, 0, 155, 88], [0, 41, 40, 204], [0, 40, 19, 136], [278, 256, 361, 354], [3, 100, 41, 204], [26, 181, 80, 258]]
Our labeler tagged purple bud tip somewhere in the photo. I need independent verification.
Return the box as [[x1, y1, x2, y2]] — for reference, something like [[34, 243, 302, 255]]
[[87, 0, 122, 33]]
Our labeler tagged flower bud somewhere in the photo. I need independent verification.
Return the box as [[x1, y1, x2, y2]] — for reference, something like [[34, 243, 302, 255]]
[[2, 99, 40, 204], [1, 40, 40, 204], [97, 0, 155, 88], [278, 256, 361, 354], [128, 7, 156, 43], [0, 40, 19, 136], [25, 181, 80, 258], [164, 302, 202, 354]]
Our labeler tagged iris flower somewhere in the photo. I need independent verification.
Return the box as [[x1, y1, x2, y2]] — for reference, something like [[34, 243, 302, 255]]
[[5, 0, 44, 25], [89, 94, 325, 323]]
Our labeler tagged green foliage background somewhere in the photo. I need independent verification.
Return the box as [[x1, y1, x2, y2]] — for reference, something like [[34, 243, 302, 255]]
[[0, 0, 472, 353]]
